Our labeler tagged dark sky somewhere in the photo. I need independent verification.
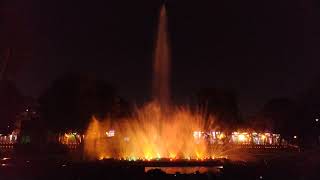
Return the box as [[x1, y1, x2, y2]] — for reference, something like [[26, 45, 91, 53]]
[[1, 0, 320, 115]]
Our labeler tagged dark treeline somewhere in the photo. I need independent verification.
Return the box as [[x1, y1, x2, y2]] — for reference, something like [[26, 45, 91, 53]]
[[197, 87, 240, 130], [0, 79, 25, 133], [0, 72, 319, 147], [39, 72, 131, 133]]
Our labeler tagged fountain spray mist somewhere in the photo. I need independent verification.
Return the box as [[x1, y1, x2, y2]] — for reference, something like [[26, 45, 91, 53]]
[[153, 4, 171, 108], [84, 4, 230, 161]]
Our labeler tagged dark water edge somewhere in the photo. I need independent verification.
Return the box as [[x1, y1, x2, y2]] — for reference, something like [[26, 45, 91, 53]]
[[0, 147, 320, 180]]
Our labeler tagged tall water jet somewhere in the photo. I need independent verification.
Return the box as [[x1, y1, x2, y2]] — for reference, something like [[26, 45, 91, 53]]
[[84, 3, 228, 161], [153, 4, 171, 108]]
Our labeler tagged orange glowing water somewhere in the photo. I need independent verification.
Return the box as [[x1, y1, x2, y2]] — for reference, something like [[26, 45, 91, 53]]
[[84, 102, 228, 160], [153, 4, 170, 107], [84, 4, 228, 160]]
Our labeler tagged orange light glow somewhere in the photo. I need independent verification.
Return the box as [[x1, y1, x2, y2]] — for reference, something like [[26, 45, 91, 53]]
[[238, 134, 246, 142], [84, 102, 227, 160], [218, 133, 226, 139]]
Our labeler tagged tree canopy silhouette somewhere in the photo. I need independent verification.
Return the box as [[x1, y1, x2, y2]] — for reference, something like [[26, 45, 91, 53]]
[[0, 80, 25, 133], [260, 98, 301, 137], [39, 73, 116, 132], [197, 87, 240, 129]]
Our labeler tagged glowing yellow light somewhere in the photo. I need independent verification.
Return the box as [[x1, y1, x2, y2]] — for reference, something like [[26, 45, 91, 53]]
[[238, 134, 246, 142], [157, 153, 161, 159], [169, 152, 177, 159], [196, 152, 203, 159], [105, 130, 115, 137], [218, 133, 225, 139]]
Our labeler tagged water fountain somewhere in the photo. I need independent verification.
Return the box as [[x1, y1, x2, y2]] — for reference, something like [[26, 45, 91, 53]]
[[82, 3, 287, 162], [83, 3, 226, 161], [153, 4, 171, 108]]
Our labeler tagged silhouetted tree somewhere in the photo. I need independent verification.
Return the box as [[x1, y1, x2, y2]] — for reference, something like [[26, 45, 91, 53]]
[[111, 96, 132, 118], [197, 88, 240, 129], [297, 78, 320, 146], [260, 98, 301, 138], [246, 114, 273, 132], [39, 73, 117, 132], [0, 80, 25, 133]]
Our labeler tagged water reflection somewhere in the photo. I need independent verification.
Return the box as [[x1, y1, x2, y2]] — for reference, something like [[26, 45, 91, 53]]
[[145, 166, 223, 174]]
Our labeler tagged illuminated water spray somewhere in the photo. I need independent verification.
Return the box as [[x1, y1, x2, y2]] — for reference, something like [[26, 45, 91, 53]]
[[84, 103, 226, 160], [84, 4, 228, 161], [153, 4, 171, 108]]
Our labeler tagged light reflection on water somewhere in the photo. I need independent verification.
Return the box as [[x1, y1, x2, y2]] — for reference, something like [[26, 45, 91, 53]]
[[145, 166, 223, 174]]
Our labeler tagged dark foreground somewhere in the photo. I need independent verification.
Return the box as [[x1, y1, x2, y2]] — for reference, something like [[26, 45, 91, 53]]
[[1, 149, 320, 180]]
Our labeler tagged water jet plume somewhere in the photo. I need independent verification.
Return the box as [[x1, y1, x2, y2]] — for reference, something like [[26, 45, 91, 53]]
[[84, 102, 228, 161], [153, 4, 171, 108]]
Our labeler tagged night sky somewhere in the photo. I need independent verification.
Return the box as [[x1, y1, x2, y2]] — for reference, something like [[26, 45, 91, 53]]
[[1, 0, 320, 115]]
